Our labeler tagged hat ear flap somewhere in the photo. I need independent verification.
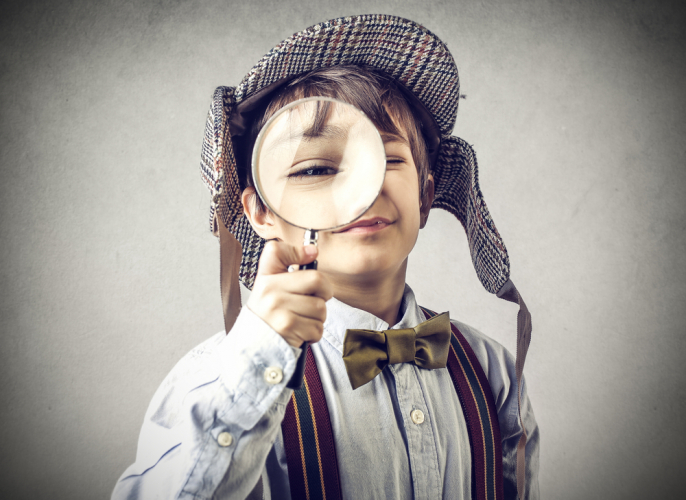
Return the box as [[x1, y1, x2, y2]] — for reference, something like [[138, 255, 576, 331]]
[[432, 136, 511, 294], [201, 86, 242, 232], [200, 86, 265, 291], [232, 215, 264, 291]]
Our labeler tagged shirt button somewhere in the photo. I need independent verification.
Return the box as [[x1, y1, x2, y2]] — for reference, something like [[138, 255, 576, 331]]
[[217, 432, 233, 447], [411, 409, 425, 425], [264, 366, 284, 385]]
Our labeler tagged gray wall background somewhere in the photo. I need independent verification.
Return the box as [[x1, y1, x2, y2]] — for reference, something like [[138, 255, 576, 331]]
[[1, 0, 684, 498]]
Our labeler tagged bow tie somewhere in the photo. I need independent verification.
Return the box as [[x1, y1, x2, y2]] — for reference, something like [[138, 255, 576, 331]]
[[342, 312, 451, 390]]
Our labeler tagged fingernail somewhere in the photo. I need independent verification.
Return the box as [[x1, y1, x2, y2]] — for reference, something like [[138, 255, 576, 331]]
[[304, 245, 317, 257]]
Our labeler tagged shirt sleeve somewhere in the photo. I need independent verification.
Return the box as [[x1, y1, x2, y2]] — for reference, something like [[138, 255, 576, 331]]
[[111, 307, 301, 500], [452, 320, 540, 500]]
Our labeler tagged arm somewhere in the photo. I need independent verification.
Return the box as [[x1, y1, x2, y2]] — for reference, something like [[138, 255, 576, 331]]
[[112, 307, 299, 500], [112, 242, 332, 499]]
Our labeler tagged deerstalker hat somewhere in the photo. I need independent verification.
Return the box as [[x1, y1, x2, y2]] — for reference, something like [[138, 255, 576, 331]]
[[201, 13, 511, 294], [199, 14, 532, 496]]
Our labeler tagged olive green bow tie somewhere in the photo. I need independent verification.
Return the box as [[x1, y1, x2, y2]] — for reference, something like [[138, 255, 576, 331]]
[[342, 312, 451, 390]]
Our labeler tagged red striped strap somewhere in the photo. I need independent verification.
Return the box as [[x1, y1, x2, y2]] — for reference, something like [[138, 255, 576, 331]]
[[281, 346, 342, 500], [420, 307, 504, 500]]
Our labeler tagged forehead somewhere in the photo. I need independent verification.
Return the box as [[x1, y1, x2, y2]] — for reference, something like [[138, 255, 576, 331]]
[[265, 93, 413, 142], [380, 130, 410, 146], [263, 78, 417, 142]]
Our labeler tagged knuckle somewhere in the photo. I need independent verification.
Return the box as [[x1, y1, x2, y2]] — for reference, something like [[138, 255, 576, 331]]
[[309, 272, 324, 289], [273, 311, 290, 333], [282, 314, 296, 330], [310, 322, 324, 341], [315, 299, 327, 319], [289, 250, 302, 266]]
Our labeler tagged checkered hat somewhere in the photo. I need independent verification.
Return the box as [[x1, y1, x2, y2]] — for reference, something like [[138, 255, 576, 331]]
[[200, 13, 510, 295]]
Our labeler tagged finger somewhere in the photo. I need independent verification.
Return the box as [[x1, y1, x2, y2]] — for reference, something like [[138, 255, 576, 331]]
[[269, 293, 327, 322], [257, 240, 318, 276], [290, 315, 325, 343], [263, 271, 333, 301], [270, 311, 325, 345]]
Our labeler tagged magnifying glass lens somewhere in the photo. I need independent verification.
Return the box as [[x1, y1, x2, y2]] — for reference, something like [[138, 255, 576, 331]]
[[253, 97, 386, 231]]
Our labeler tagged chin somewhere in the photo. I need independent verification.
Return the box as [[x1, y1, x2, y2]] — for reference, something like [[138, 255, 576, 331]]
[[321, 248, 408, 278]]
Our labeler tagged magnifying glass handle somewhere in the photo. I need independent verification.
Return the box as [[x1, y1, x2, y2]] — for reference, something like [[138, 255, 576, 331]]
[[298, 230, 318, 272], [287, 229, 319, 389]]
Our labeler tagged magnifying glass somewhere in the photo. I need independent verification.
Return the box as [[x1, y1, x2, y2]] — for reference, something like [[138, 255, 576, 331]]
[[252, 97, 387, 388]]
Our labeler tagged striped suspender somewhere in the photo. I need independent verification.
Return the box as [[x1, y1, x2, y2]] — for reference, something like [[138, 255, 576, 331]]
[[281, 346, 343, 500], [281, 309, 503, 500], [421, 307, 504, 500]]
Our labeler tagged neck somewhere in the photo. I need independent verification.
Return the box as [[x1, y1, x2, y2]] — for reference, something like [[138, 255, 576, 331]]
[[325, 259, 408, 326]]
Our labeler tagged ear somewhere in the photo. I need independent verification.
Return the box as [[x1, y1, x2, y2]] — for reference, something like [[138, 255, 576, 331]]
[[419, 173, 435, 229], [241, 187, 279, 240]]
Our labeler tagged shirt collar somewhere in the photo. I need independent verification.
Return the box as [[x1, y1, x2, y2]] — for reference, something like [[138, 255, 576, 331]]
[[322, 284, 425, 353]]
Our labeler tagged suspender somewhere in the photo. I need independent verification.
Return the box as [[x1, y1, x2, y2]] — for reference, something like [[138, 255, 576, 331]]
[[423, 307, 504, 500], [281, 346, 343, 500], [281, 309, 504, 500]]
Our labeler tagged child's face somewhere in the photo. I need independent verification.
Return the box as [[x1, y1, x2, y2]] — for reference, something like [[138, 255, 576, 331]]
[[244, 124, 430, 283]]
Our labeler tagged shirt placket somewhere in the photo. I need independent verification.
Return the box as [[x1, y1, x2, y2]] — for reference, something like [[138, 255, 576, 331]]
[[389, 363, 441, 499]]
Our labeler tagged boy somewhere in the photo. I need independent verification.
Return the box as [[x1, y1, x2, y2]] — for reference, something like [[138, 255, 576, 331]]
[[113, 14, 539, 500]]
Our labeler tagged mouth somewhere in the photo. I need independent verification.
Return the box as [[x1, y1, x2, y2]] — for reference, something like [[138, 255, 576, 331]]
[[333, 216, 393, 234]]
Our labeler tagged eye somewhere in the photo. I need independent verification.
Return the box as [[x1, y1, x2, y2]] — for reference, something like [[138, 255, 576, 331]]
[[385, 156, 407, 168], [288, 165, 338, 179], [285, 163, 340, 186]]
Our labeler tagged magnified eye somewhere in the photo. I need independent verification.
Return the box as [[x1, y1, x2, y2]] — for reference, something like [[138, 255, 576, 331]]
[[288, 165, 338, 180]]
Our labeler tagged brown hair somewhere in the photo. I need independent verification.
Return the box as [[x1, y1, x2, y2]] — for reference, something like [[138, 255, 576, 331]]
[[240, 65, 431, 210]]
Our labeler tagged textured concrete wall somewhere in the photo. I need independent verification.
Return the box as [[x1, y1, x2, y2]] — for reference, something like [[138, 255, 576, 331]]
[[1, 0, 684, 498]]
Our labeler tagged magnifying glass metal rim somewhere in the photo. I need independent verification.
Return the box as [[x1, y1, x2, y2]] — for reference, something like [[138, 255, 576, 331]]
[[251, 96, 387, 232]]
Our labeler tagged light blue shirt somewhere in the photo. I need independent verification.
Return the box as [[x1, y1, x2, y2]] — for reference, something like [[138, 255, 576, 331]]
[[112, 285, 539, 499]]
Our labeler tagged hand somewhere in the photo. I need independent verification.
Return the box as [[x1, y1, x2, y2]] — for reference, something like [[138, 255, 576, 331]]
[[247, 241, 333, 348]]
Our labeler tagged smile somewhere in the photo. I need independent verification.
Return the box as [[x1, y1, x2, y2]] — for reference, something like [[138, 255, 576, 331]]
[[334, 217, 393, 234]]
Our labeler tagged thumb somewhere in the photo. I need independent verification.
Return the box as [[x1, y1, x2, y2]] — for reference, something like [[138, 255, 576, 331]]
[[257, 240, 318, 276]]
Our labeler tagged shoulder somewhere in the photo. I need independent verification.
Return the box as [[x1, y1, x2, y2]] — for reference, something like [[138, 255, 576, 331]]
[[450, 319, 515, 383], [159, 330, 227, 388]]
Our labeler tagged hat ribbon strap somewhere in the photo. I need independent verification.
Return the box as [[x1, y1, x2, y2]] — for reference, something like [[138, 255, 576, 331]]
[[496, 279, 532, 500], [215, 212, 243, 334]]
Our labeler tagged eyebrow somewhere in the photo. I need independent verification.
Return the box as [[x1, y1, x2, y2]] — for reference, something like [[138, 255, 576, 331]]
[[380, 132, 409, 146], [302, 124, 348, 141], [264, 124, 348, 153]]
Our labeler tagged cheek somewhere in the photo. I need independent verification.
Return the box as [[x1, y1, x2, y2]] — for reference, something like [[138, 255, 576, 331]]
[[389, 173, 422, 228], [271, 219, 307, 247], [404, 190, 422, 225]]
